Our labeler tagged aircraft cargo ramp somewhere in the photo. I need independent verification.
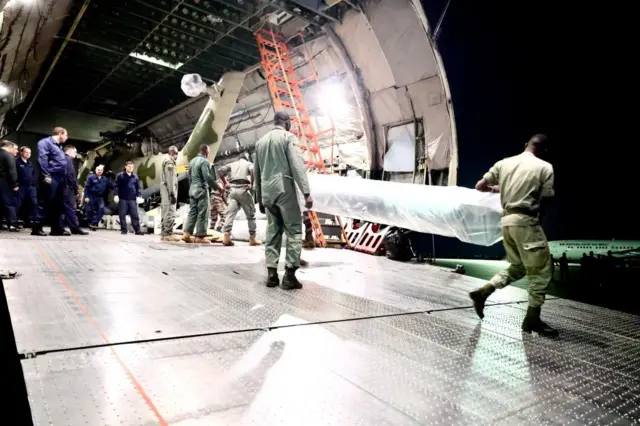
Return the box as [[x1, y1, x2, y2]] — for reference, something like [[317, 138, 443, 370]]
[[1, 231, 639, 425]]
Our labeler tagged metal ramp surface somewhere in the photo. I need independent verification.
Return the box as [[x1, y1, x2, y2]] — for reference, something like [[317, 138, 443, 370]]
[[1, 231, 639, 425]]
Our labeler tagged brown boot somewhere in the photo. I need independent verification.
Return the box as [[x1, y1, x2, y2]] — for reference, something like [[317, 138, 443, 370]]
[[469, 284, 495, 319], [249, 234, 263, 246], [302, 231, 315, 249], [223, 232, 234, 246], [182, 232, 192, 243], [194, 236, 210, 244]]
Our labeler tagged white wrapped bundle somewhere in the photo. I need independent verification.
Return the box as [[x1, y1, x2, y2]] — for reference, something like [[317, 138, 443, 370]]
[[181, 73, 207, 97], [307, 174, 503, 246]]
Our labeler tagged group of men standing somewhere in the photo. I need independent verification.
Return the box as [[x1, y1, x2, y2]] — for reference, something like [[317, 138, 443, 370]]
[[0, 128, 89, 236], [0, 127, 147, 236], [158, 111, 312, 289]]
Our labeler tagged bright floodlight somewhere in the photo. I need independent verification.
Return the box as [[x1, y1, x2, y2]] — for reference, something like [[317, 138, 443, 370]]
[[0, 82, 11, 98], [129, 52, 183, 70], [318, 81, 349, 117]]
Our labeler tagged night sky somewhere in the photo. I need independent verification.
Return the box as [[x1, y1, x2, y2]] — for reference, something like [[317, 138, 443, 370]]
[[419, 0, 637, 257]]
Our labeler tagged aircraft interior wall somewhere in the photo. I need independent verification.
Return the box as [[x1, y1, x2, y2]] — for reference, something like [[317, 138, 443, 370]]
[[141, 0, 456, 183]]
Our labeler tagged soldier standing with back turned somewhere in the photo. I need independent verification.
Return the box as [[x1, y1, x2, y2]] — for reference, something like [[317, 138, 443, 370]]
[[219, 153, 262, 247], [469, 134, 558, 337], [160, 145, 180, 241], [182, 144, 219, 244]]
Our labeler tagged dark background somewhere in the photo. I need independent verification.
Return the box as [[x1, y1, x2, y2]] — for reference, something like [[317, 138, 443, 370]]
[[420, 0, 637, 258]]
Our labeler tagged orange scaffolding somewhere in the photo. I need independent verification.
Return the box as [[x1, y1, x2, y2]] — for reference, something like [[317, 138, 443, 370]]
[[255, 29, 349, 248]]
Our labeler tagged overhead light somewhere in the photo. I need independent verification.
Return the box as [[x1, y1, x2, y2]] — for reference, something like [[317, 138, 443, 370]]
[[0, 82, 11, 98], [129, 52, 183, 70]]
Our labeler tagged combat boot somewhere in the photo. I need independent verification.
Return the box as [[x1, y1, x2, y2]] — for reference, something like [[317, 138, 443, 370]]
[[182, 232, 192, 243], [249, 234, 262, 246], [30, 224, 47, 236], [469, 283, 495, 319], [265, 267, 279, 288], [302, 231, 315, 249], [281, 267, 303, 290], [522, 306, 559, 338], [222, 232, 234, 246]]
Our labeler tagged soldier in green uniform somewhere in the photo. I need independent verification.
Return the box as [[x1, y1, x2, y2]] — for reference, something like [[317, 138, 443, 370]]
[[253, 111, 313, 290], [160, 145, 180, 241], [219, 154, 262, 247], [469, 134, 558, 337], [182, 144, 219, 244]]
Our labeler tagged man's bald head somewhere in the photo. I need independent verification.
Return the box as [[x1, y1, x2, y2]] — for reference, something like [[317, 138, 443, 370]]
[[525, 133, 548, 157], [274, 111, 291, 131]]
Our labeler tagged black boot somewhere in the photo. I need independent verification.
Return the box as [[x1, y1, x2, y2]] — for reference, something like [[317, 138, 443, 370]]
[[281, 267, 303, 290], [50, 228, 71, 236], [265, 267, 279, 288], [469, 284, 495, 319], [71, 228, 89, 235], [522, 306, 559, 338], [31, 224, 47, 236]]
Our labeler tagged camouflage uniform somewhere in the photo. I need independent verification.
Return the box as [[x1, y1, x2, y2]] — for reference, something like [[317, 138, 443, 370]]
[[209, 181, 226, 232], [160, 154, 178, 237]]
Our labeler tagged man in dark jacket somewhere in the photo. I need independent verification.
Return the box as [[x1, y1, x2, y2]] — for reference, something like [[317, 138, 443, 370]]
[[32, 126, 69, 236], [83, 164, 112, 231], [62, 145, 88, 235], [0, 140, 19, 231], [114, 161, 143, 235], [16, 146, 38, 227]]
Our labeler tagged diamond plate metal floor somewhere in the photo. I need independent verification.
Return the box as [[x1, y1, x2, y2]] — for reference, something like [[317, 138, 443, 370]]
[[1, 233, 531, 353], [2, 231, 639, 425]]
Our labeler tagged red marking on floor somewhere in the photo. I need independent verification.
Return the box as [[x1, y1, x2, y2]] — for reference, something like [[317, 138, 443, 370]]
[[33, 241, 168, 426]]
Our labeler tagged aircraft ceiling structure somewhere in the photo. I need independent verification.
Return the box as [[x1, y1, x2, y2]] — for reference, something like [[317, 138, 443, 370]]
[[7, 0, 348, 133]]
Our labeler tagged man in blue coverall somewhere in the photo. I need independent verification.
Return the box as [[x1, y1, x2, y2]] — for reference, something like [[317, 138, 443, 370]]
[[15, 146, 38, 227], [83, 164, 112, 231], [0, 140, 19, 231], [62, 145, 88, 235], [32, 126, 69, 236], [114, 161, 144, 235]]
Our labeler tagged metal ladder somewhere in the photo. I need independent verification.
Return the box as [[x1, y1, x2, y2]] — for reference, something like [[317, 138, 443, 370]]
[[255, 29, 349, 248]]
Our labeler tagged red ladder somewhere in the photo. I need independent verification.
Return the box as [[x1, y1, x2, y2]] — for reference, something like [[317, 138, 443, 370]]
[[255, 29, 350, 248]]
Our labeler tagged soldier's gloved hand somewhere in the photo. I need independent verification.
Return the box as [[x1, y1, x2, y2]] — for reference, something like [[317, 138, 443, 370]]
[[44, 177, 52, 184], [170, 194, 177, 204], [113, 195, 119, 203], [259, 202, 265, 214], [84, 197, 89, 203], [136, 197, 144, 205], [304, 194, 313, 209]]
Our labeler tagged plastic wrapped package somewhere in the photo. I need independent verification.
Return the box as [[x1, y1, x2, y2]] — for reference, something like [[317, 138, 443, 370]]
[[181, 73, 207, 98], [307, 174, 503, 246]]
